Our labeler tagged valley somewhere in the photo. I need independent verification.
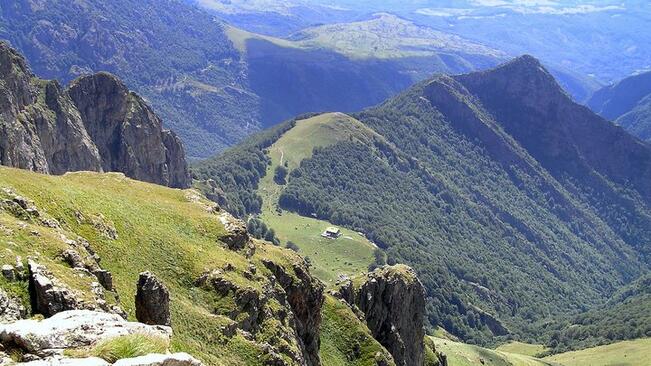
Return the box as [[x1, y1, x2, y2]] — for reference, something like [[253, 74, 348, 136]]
[[2, 1, 651, 365], [198, 56, 651, 349], [256, 113, 378, 283]]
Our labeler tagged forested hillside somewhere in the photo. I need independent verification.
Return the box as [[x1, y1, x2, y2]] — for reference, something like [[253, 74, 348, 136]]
[[1, 1, 504, 159], [198, 56, 651, 347], [588, 71, 651, 142]]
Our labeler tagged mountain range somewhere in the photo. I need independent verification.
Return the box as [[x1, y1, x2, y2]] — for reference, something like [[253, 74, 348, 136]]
[[198, 0, 651, 85], [0, 0, 510, 160], [588, 71, 651, 142], [1, 1, 651, 365], [196, 55, 651, 349]]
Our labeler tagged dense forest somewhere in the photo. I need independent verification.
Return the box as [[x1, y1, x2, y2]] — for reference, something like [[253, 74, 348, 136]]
[[537, 274, 651, 354]]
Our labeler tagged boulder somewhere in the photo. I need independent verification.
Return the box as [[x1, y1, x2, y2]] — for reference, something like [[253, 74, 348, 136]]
[[1, 264, 15, 281], [112, 353, 203, 366], [0, 310, 171, 357], [18, 357, 111, 365], [61, 249, 85, 269], [135, 272, 171, 326], [217, 212, 250, 251]]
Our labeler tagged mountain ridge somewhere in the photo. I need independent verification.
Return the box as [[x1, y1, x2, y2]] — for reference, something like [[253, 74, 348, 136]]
[[198, 55, 651, 346]]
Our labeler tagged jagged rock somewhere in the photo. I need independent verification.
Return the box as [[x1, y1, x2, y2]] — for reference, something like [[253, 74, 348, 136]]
[[217, 212, 250, 251], [60, 241, 114, 291], [0, 310, 171, 357], [0, 288, 26, 323], [0, 42, 103, 176], [0, 41, 190, 189], [94, 269, 114, 291], [61, 249, 85, 269], [68, 72, 190, 188], [28, 260, 80, 317], [338, 265, 426, 366], [262, 259, 324, 366], [135, 272, 171, 326], [1, 265, 15, 281], [194, 248, 324, 366], [112, 352, 203, 366]]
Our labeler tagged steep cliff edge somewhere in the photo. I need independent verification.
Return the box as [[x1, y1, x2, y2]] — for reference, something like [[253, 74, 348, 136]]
[[0, 41, 190, 188], [0, 167, 326, 365], [334, 265, 428, 366]]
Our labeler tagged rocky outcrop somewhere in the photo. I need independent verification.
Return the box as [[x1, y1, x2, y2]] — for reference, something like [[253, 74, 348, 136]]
[[135, 272, 171, 326], [262, 259, 325, 366], [0, 42, 102, 175], [334, 265, 426, 366], [0, 288, 26, 323], [68, 73, 190, 188], [0, 310, 171, 358], [217, 211, 251, 251], [194, 245, 324, 366], [28, 260, 80, 317], [27, 259, 124, 318], [0, 41, 190, 188]]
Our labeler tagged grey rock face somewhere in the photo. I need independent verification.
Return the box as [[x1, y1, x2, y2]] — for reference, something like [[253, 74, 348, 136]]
[[68, 73, 190, 188], [262, 259, 324, 366], [0, 42, 102, 175], [0, 288, 26, 323], [338, 265, 426, 366], [0, 41, 190, 188], [28, 260, 80, 317], [135, 272, 171, 326]]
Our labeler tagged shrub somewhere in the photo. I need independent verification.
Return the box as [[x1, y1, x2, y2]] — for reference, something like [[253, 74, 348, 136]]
[[274, 165, 288, 185]]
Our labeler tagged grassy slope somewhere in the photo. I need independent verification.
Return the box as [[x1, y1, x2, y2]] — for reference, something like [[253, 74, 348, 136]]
[[320, 295, 396, 366], [224, 14, 501, 61], [291, 13, 503, 60], [544, 338, 651, 366], [224, 24, 298, 53], [495, 341, 548, 357], [257, 113, 378, 283], [0, 166, 311, 365], [431, 338, 557, 366]]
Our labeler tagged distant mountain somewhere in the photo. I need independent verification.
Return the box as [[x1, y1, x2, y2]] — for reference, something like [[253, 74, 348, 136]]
[[587, 71, 651, 141], [0, 0, 249, 159], [197, 56, 651, 345], [1, 1, 507, 159], [0, 42, 190, 188]]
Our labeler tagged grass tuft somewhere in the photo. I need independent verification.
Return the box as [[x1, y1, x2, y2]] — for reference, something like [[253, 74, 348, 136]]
[[72, 334, 170, 363]]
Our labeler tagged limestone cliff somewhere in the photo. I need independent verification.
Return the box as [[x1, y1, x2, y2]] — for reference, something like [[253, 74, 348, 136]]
[[0, 41, 190, 188], [335, 265, 427, 366]]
